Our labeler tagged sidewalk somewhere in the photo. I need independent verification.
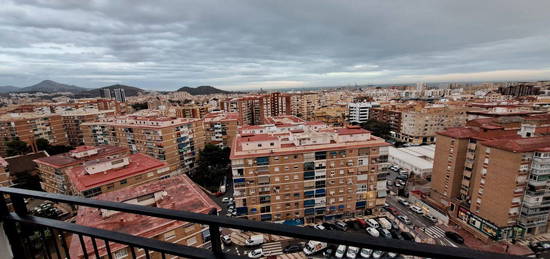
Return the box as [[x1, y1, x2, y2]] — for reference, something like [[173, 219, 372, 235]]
[[440, 224, 532, 256]]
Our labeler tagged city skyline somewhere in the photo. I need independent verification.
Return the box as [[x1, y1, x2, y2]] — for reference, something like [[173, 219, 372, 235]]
[[1, 0, 550, 90]]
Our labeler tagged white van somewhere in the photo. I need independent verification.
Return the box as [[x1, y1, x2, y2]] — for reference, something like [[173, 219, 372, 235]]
[[303, 240, 327, 255], [245, 235, 264, 246], [367, 218, 379, 228]]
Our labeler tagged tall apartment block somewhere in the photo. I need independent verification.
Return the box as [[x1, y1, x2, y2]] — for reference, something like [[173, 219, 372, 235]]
[[59, 109, 116, 146], [347, 102, 379, 124], [175, 104, 208, 119], [430, 114, 550, 241], [81, 115, 205, 172], [0, 112, 68, 156], [69, 175, 220, 259], [369, 107, 403, 136], [222, 92, 291, 125], [290, 92, 320, 121], [33, 145, 129, 194], [397, 106, 467, 145], [203, 111, 239, 148], [101, 88, 127, 102], [230, 123, 390, 223]]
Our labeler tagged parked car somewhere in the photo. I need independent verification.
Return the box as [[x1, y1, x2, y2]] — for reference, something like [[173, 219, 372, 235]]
[[222, 197, 231, 203], [283, 244, 303, 253], [314, 224, 326, 230], [347, 220, 360, 230], [360, 248, 373, 258], [248, 248, 264, 258], [389, 229, 402, 239], [377, 217, 392, 229], [409, 205, 423, 214], [346, 246, 359, 259], [366, 227, 380, 237], [303, 241, 328, 255], [423, 214, 438, 223], [386, 252, 398, 258], [221, 235, 232, 245], [380, 229, 392, 239], [391, 220, 400, 230], [322, 222, 337, 230], [367, 219, 380, 228], [355, 218, 368, 228], [398, 198, 410, 207], [335, 221, 348, 231], [372, 250, 384, 259], [401, 232, 414, 241], [386, 207, 400, 216], [323, 248, 334, 258], [445, 231, 465, 244], [335, 245, 347, 259], [529, 241, 550, 253], [397, 215, 412, 225], [387, 180, 393, 186]]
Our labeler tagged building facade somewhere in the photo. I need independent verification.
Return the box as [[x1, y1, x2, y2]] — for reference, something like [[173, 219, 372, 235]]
[[60, 109, 116, 146], [397, 106, 467, 145], [81, 116, 205, 172], [347, 102, 379, 124], [203, 111, 239, 148], [230, 124, 390, 223], [33, 145, 129, 194]]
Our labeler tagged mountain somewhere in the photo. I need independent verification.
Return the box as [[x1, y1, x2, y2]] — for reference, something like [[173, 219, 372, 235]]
[[75, 84, 145, 98], [0, 85, 20, 93], [18, 80, 88, 93], [176, 85, 231, 95]]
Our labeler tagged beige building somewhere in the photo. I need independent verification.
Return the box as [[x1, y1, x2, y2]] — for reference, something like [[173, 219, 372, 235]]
[[81, 115, 205, 172], [313, 106, 348, 126], [0, 112, 69, 156], [230, 123, 390, 223], [203, 111, 240, 148], [430, 114, 550, 240], [60, 109, 116, 146], [397, 106, 467, 144], [290, 92, 320, 121]]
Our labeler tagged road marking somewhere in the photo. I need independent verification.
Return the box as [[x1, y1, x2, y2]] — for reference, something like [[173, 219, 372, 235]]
[[424, 226, 446, 238]]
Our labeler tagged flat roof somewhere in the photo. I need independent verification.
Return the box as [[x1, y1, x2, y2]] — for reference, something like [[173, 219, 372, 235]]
[[67, 153, 167, 191], [34, 145, 128, 169], [388, 147, 433, 170]]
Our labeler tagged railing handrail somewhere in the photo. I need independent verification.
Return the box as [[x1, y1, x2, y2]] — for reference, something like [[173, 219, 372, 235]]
[[0, 187, 526, 259]]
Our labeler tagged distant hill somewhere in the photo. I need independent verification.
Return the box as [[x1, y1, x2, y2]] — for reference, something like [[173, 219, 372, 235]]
[[177, 85, 231, 95], [17, 80, 88, 93], [75, 84, 145, 98], [0, 85, 20, 93]]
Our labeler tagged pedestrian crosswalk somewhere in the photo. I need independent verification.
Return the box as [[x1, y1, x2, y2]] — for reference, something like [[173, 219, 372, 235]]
[[424, 226, 446, 238], [262, 242, 283, 256], [278, 252, 306, 259]]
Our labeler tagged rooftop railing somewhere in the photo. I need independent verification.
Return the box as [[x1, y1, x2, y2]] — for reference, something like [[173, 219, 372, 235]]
[[0, 187, 526, 259]]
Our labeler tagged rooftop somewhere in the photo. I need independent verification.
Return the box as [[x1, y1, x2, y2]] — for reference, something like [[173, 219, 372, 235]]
[[67, 153, 167, 191], [68, 175, 220, 258], [482, 136, 550, 153], [33, 145, 128, 169], [203, 111, 239, 123]]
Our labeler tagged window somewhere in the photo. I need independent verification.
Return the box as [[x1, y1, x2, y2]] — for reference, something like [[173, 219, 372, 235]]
[[260, 196, 271, 203], [187, 237, 197, 246], [114, 249, 128, 259], [304, 171, 315, 180], [164, 230, 176, 240], [120, 179, 127, 185]]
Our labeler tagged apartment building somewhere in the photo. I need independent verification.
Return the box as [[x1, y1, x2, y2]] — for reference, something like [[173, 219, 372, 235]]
[[231, 93, 292, 125], [68, 175, 220, 259], [0, 112, 68, 156], [430, 114, 550, 240], [59, 109, 116, 146], [290, 92, 320, 121], [397, 106, 467, 145], [66, 152, 171, 197], [347, 102, 379, 124], [81, 115, 205, 172], [203, 111, 239, 148], [33, 145, 129, 194], [0, 157, 9, 188], [175, 104, 208, 119], [313, 106, 347, 126], [230, 124, 390, 223], [369, 107, 403, 135]]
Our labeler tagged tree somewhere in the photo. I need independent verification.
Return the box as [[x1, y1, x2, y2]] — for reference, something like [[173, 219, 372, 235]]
[[360, 119, 392, 140], [6, 139, 30, 156], [131, 102, 148, 111], [35, 138, 73, 155], [189, 144, 231, 192]]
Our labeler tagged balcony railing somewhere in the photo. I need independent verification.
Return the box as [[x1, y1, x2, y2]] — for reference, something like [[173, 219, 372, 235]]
[[0, 187, 525, 259]]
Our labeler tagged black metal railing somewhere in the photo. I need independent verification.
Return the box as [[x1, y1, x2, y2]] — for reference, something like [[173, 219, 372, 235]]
[[0, 187, 525, 259]]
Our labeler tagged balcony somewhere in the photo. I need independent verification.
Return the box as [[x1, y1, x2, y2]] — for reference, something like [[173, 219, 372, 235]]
[[0, 187, 520, 259]]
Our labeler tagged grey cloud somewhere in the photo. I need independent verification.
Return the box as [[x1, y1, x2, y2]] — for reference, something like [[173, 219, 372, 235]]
[[1, 0, 550, 90]]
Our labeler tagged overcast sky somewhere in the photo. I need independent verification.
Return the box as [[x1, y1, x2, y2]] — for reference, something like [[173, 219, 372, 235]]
[[1, 0, 550, 91]]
